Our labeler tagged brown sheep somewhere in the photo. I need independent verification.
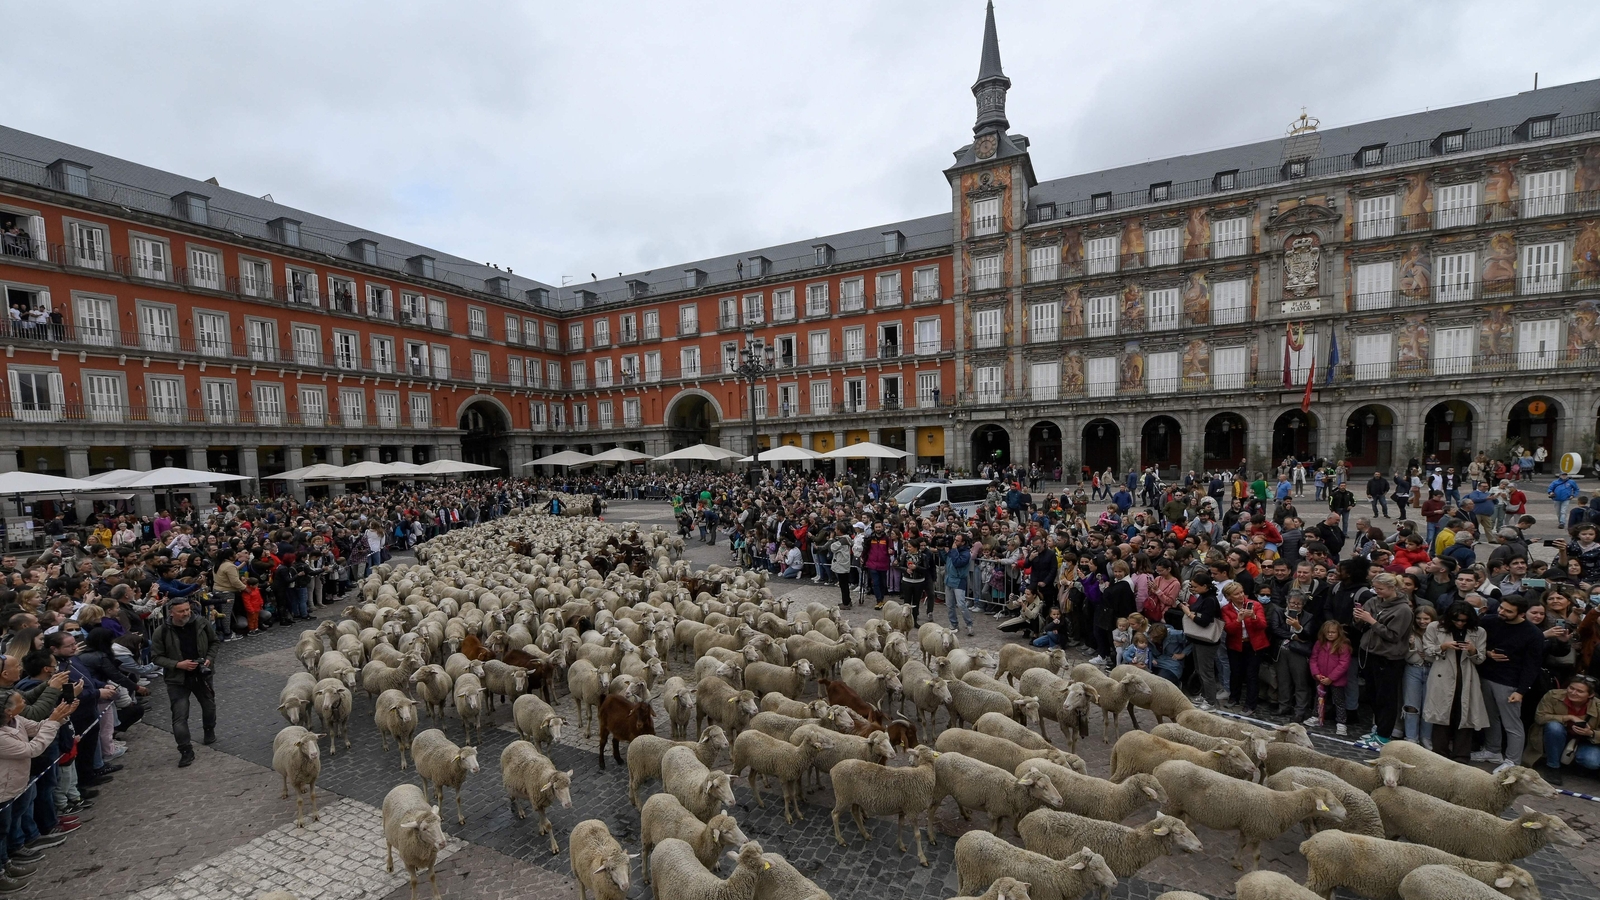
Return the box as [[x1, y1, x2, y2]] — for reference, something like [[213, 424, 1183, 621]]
[[596, 694, 655, 769]]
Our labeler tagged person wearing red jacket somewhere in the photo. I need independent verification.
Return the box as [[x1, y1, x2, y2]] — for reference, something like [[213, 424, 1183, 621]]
[[1390, 534, 1431, 571], [1220, 581, 1271, 713]]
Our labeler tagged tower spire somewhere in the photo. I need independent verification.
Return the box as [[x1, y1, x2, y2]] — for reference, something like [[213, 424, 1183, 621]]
[[972, 0, 1011, 136]]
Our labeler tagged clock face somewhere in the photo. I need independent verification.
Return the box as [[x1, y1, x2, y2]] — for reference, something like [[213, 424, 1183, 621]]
[[976, 134, 998, 160]]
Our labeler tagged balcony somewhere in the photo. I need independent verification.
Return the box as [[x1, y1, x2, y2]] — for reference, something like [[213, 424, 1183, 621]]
[[838, 292, 866, 313], [677, 321, 699, 337], [0, 401, 441, 429], [718, 313, 739, 331], [1342, 188, 1600, 241], [874, 289, 902, 308], [329, 288, 360, 315]]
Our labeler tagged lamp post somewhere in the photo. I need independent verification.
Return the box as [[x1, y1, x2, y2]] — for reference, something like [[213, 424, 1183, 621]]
[[737, 328, 776, 487]]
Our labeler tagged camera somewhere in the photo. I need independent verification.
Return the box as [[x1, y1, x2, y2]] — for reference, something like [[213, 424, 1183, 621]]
[[197, 662, 213, 676]]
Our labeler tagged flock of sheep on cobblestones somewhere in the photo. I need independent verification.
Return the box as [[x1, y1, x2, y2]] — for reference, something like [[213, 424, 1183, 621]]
[[264, 509, 1584, 900]]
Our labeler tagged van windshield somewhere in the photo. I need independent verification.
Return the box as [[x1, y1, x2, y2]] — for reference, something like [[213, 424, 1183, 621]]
[[893, 486, 923, 504]]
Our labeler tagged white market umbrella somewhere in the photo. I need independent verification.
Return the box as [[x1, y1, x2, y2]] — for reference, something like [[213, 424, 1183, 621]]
[[527, 450, 596, 468], [84, 469, 145, 487], [264, 464, 346, 481], [117, 466, 253, 488], [653, 443, 744, 462], [821, 441, 911, 460], [415, 459, 498, 475], [0, 471, 104, 494], [382, 461, 426, 475], [738, 445, 823, 463], [324, 461, 398, 479], [588, 447, 652, 464]]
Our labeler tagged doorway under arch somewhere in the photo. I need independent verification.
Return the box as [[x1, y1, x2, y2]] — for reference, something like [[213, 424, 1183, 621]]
[[1140, 416, 1182, 479], [459, 400, 511, 471], [666, 392, 721, 450], [972, 424, 1011, 468], [1204, 413, 1248, 470], [1506, 396, 1560, 465], [1344, 405, 1396, 471], [1082, 418, 1120, 474], [1423, 401, 1475, 468], [1272, 410, 1316, 464], [1028, 421, 1061, 470]]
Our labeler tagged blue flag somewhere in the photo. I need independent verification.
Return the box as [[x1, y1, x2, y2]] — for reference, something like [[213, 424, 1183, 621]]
[[1326, 331, 1340, 384]]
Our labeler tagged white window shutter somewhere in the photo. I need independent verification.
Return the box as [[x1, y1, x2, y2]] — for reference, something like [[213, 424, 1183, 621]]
[[7, 370, 19, 409], [27, 217, 45, 260], [36, 289, 50, 312], [47, 372, 63, 416]]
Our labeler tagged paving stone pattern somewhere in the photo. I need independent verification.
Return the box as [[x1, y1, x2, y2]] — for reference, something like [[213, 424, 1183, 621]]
[[119, 498, 1600, 900]]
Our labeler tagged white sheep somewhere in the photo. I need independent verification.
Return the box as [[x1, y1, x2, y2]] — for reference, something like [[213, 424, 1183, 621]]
[[1018, 810, 1201, 898], [997, 645, 1067, 685], [569, 818, 632, 900], [452, 672, 486, 744], [1234, 870, 1325, 900], [647, 839, 766, 900], [1109, 665, 1193, 724], [954, 834, 1117, 900], [935, 728, 1085, 775], [625, 728, 729, 808], [743, 660, 816, 701], [1173, 708, 1312, 750], [732, 728, 835, 823], [411, 728, 480, 825], [932, 751, 1064, 836], [1150, 722, 1268, 768], [480, 659, 528, 712], [790, 722, 893, 792], [1300, 831, 1539, 900], [1108, 731, 1258, 784], [311, 677, 352, 755], [500, 740, 573, 854], [375, 689, 419, 770], [1014, 759, 1166, 823], [361, 652, 423, 702], [382, 783, 450, 900], [841, 657, 900, 711], [961, 671, 1042, 728], [945, 648, 994, 681], [946, 876, 1032, 900], [1154, 759, 1344, 871], [662, 676, 699, 740], [638, 792, 749, 884], [296, 631, 323, 673], [753, 851, 830, 900], [1376, 740, 1556, 813], [1067, 664, 1151, 739], [1398, 864, 1527, 900], [947, 678, 1026, 729], [900, 660, 954, 731], [918, 623, 959, 664], [271, 725, 322, 828], [830, 745, 941, 867], [973, 711, 1055, 752], [1264, 766, 1384, 838], [695, 675, 760, 739], [279, 672, 316, 727], [568, 659, 611, 738], [511, 693, 565, 752], [661, 744, 736, 822], [1263, 742, 1410, 793], [1373, 787, 1584, 860], [409, 664, 453, 725]]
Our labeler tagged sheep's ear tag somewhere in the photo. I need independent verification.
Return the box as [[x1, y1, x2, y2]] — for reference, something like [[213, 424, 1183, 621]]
[[1522, 820, 1545, 830], [729, 697, 737, 703], [1152, 824, 1170, 836], [1316, 800, 1329, 812], [762, 862, 772, 871]]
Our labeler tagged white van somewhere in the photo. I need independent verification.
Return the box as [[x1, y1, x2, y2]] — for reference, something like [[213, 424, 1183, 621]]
[[892, 479, 993, 516]]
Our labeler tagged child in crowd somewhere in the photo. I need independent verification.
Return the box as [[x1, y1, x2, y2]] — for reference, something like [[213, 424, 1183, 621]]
[[241, 576, 264, 633], [1309, 619, 1353, 736], [1150, 623, 1186, 684], [1118, 630, 1154, 669], [1111, 617, 1134, 659]]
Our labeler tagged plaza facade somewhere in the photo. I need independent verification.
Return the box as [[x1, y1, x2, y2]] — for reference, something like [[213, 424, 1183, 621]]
[[3, 5, 1600, 493]]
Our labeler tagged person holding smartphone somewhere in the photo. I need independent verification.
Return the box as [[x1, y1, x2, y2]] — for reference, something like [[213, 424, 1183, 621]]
[[1532, 677, 1600, 785], [151, 597, 218, 768]]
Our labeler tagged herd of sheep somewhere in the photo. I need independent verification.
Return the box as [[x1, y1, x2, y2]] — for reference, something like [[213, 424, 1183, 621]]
[[263, 510, 1586, 900]]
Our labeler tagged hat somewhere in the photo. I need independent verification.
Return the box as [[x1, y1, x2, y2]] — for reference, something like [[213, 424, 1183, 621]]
[[101, 568, 122, 577]]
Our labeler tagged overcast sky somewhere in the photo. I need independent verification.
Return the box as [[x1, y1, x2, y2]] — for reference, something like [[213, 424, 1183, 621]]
[[7, 1, 1600, 286]]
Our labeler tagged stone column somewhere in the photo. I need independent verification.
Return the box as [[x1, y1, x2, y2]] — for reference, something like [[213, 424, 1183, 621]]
[[284, 445, 306, 502], [130, 447, 155, 515], [943, 425, 955, 474], [0, 448, 16, 474], [239, 445, 260, 501], [365, 444, 381, 492], [186, 446, 214, 509], [801, 433, 815, 472], [326, 446, 346, 497], [868, 429, 882, 477], [66, 446, 92, 519]]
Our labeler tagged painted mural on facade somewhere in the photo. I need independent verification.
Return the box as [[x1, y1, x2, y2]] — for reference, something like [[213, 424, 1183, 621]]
[[1398, 243, 1432, 299], [1575, 146, 1600, 193], [1062, 352, 1084, 395], [1484, 159, 1519, 213], [1121, 220, 1144, 269], [1182, 271, 1210, 325], [1396, 314, 1429, 372], [1573, 220, 1600, 280], [1182, 339, 1210, 386], [1401, 172, 1431, 223], [1480, 304, 1514, 358], [1482, 232, 1517, 294], [1571, 299, 1600, 353], [1183, 208, 1209, 261], [1121, 284, 1145, 331], [1120, 341, 1144, 391], [1061, 227, 1082, 270], [1063, 285, 1084, 334]]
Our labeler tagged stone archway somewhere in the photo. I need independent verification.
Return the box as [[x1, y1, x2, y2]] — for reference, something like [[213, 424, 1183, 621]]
[[1424, 400, 1476, 469], [1344, 404, 1397, 471], [1271, 410, 1317, 464], [665, 390, 722, 449], [459, 398, 512, 471], [1506, 396, 1562, 469], [1204, 412, 1248, 470], [1028, 421, 1061, 470], [1082, 418, 1120, 474], [972, 424, 1011, 468], [1140, 415, 1182, 479]]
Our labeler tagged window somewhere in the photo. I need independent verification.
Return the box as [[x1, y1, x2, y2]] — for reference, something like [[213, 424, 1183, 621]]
[[1517, 319, 1561, 369], [1212, 218, 1248, 257], [76, 296, 115, 347], [875, 272, 901, 307], [507, 356, 522, 386], [778, 384, 797, 417], [148, 375, 183, 423], [1215, 171, 1237, 191], [1434, 327, 1473, 375], [1212, 280, 1248, 325], [8, 368, 61, 421], [240, 258, 270, 297], [132, 236, 168, 280], [1147, 227, 1180, 266], [529, 402, 547, 432], [839, 278, 865, 311], [843, 326, 865, 362], [620, 354, 639, 382], [842, 378, 866, 413], [1147, 288, 1179, 331], [721, 342, 738, 374], [913, 267, 940, 302], [195, 311, 228, 357], [287, 268, 319, 306], [546, 360, 561, 388], [1434, 183, 1478, 229], [972, 197, 1000, 236], [1030, 362, 1059, 401], [333, 331, 360, 370], [1085, 236, 1118, 274], [367, 284, 393, 319], [567, 359, 583, 388], [1028, 246, 1058, 282], [1092, 193, 1111, 212], [972, 255, 1002, 291], [1361, 145, 1385, 167], [187, 248, 221, 289], [1029, 301, 1058, 342], [461, 307, 484, 338], [644, 351, 661, 383], [1529, 117, 1554, 139], [598, 401, 614, 429], [1356, 195, 1396, 239], [1147, 351, 1179, 394], [299, 387, 326, 426], [70, 223, 105, 270], [975, 308, 1003, 348], [643, 310, 660, 340], [139, 303, 176, 352], [751, 385, 768, 418], [806, 283, 830, 316], [567, 322, 583, 350], [427, 297, 447, 329], [1355, 262, 1395, 310], [775, 337, 795, 368], [914, 318, 941, 355], [202, 379, 237, 424], [339, 388, 365, 427], [401, 292, 425, 325], [1286, 159, 1308, 179], [1522, 170, 1567, 217], [525, 358, 541, 387], [1280, 332, 1318, 385], [84, 373, 122, 423], [372, 336, 395, 374], [594, 358, 613, 388], [572, 402, 588, 430], [1521, 241, 1563, 294], [810, 381, 832, 415], [680, 347, 700, 378], [878, 375, 900, 410], [372, 390, 399, 428], [1086, 294, 1117, 337], [328, 276, 357, 313], [253, 382, 284, 426], [719, 297, 737, 329], [1149, 182, 1170, 202], [917, 371, 941, 408], [593, 317, 610, 346], [1086, 357, 1116, 397], [1213, 346, 1247, 390], [499, 315, 520, 346], [808, 331, 831, 365], [773, 289, 795, 320], [543, 322, 560, 349], [1354, 333, 1392, 381], [1441, 132, 1465, 153], [430, 346, 453, 380], [405, 341, 428, 376], [409, 393, 432, 427], [550, 404, 564, 430], [623, 398, 641, 427], [678, 305, 698, 335], [1436, 252, 1475, 302], [743, 293, 765, 324], [975, 366, 1002, 404], [294, 326, 321, 366], [523, 318, 539, 345], [619, 314, 636, 342]]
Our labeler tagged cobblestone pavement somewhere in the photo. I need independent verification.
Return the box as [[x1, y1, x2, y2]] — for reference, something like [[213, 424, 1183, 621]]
[[77, 494, 1600, 900]]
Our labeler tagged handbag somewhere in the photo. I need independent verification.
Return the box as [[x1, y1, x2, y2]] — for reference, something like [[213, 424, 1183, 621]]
[[1181, 601, 1224, 644]]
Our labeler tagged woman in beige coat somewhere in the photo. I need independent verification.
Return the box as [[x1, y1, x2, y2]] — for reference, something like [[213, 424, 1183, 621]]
[[1422, 602, 1489, 759], [0, 688, 74, 803]]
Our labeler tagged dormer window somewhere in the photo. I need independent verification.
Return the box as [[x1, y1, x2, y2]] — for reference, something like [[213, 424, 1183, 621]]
[[1091, 193, 1111, 212], [1148, 182, 1170, 203], [1284, 159, 1308, 179], [270, 217, 301, 247], [1358, 144, 1386, 167], [48, 160, 91, 196], [1437, 130, 1467, 153], [685, 268, 706, 289], [1034, 202, 1056, 221], [1214, 170, 1237, 191], [1521, 115, 1556, 140], [813, 244, 835, 267]]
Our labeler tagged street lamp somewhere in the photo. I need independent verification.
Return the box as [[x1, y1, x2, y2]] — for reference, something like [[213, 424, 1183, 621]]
[[737, 328, 776, 487]]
